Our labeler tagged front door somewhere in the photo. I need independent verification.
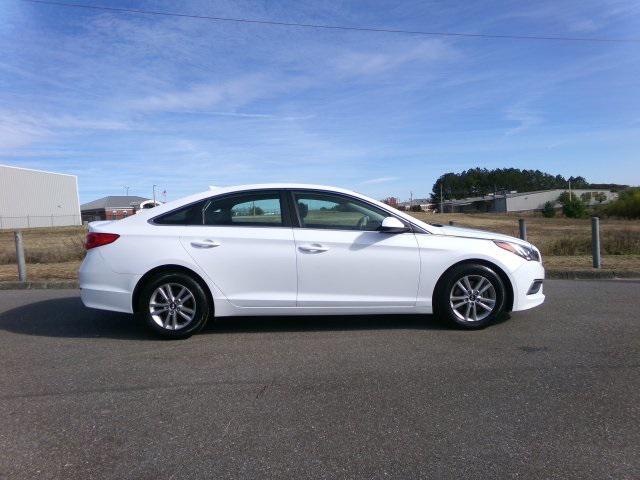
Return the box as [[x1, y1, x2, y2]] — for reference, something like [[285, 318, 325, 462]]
[[292, 191, 420, 308]]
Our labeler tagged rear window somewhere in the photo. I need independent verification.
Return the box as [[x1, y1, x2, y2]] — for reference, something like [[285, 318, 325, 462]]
[[153, 199, 208, 225], [153, 193, 283, 227]]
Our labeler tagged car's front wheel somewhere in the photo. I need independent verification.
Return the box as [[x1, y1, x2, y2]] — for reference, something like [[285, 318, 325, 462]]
[[435, 263, 506, 329], [137, 271, 210, 339]]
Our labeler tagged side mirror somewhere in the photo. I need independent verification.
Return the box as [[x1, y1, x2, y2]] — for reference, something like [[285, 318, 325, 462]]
[[379, 216, 409, 233]]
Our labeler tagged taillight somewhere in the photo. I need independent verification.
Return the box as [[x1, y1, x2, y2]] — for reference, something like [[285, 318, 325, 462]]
[[85, 232, 120, 250]]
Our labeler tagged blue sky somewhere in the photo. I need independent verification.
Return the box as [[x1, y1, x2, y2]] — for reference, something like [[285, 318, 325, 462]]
[[1, 0, 639, 203]]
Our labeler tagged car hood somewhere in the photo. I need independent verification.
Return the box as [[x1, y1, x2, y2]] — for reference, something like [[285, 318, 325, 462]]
[[428, 224, 533, 247]]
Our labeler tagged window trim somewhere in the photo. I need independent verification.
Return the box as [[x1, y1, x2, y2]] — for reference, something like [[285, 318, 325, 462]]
[[288, 189, 421, 233], [149, 189, 292, 228]]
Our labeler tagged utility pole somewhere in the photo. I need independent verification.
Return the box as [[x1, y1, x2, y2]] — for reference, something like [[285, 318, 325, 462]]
[[124, 185, 129, 196], [410, 191, 413, 209], [440, 184, 443, 214], [153, 184, 157, 204], [569, 180, 572, 201]]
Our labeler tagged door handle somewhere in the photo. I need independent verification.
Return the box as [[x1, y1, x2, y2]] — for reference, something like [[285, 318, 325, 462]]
[[298, 243, 329, 253], [190, 240, 220, 249]]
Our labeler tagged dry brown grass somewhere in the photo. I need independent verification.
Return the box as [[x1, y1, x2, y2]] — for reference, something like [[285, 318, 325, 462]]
[[0, 226, 86, 265], [0, 261, 80, 281], [0, 216, 639, 281]]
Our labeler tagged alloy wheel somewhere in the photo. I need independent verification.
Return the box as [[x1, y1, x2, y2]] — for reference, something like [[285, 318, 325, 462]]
[[449, 275, 497, 322], [149, 283, 197, 330]]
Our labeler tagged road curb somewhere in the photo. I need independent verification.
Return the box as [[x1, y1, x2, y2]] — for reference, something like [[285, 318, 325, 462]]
[[0, 280, 79, 290], [546, 270, 640, 279]]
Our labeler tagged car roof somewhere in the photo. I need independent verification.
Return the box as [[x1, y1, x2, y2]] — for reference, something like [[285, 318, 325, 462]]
[[123, 183, 435, 233], [209, 183, 361, 194]]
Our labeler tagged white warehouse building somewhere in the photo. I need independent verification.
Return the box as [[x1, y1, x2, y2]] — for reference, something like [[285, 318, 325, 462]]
[[0, 164, 81, 229], [443, 188, 618, 213]]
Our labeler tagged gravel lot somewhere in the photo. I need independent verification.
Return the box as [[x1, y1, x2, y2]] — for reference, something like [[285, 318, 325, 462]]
[[0, 280, 638, 479]]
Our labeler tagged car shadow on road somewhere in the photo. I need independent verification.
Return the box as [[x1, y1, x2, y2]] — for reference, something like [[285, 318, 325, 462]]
[[0, 296, 454, 340]]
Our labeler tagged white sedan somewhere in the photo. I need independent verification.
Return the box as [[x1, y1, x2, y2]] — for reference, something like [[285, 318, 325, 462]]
[[80, 184, 544, 338]]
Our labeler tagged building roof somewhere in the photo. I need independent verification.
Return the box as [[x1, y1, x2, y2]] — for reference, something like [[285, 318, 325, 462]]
[[398, 198, 434, 206], [0, 163, 77, 178], [81, 196, 150, 211]]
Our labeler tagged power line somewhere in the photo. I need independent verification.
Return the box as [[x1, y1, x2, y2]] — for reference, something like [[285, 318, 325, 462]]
[[22, 0, 640, 44]]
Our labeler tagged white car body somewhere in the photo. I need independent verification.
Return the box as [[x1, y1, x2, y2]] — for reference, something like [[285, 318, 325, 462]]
[[79, 183, 544, 318]]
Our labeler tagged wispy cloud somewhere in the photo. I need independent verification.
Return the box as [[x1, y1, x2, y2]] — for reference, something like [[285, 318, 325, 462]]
[[504, 105, 543, 136], [0, 111, 130, 149], [131, 75, 270, 112], [361, 176, 399, 185], [333, 40, 456, 77]]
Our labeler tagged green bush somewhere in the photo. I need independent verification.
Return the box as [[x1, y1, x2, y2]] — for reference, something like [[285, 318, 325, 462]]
[[563, 199, 588, 218], [605, 188, 640, 219], [409, 204, 422, 212], [542, 201, 556, 218], [558, 191, 588, 218], [594, 192, 607, 203]]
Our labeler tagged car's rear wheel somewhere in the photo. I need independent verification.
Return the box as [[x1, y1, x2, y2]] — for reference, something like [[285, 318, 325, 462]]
[[137, 272, 210, 339], [435, 263, 506, 329]]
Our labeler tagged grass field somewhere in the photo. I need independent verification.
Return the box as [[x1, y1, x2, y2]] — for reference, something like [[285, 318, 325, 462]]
[[0, 213, 639, 281]]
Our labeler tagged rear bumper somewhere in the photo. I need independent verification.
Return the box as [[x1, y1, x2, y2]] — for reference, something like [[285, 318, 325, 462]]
[[79, 250, 138, 314], [511, 261, 545, 311]]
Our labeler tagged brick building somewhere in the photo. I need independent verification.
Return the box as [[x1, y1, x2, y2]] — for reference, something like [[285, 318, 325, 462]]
[[81, 196, 152, 222]]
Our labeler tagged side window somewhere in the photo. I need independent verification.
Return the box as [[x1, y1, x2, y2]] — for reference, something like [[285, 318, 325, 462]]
[[294, 192, 388, 231], [153, 199, 208, 225], [203, 193, 283, 226]]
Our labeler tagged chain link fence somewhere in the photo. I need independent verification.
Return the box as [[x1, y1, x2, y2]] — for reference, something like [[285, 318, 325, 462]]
[[0, 215, 82, 230]]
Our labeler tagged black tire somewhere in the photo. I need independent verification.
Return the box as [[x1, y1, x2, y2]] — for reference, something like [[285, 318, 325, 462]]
[[434, 263, 506, 329], [137, 271, 211, 339]]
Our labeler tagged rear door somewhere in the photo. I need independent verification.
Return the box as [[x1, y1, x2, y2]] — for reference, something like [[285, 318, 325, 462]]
[[291, 190, 420, 308], [156, 190, 297, 307]]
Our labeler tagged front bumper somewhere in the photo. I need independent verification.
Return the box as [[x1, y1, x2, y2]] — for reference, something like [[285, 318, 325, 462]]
[[511, 260, 545, 311]]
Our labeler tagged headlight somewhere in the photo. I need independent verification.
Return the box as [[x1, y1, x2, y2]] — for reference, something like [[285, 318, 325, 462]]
[[494, 241, 540, 261]]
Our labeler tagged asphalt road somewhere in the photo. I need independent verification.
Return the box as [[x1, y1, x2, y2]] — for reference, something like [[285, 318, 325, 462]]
[[0, 280, 638, 480]]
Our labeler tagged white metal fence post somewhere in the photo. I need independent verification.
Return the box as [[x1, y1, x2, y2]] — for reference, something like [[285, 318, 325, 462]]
[[14, 230, 27, 282], [518, 218, 527, 241]]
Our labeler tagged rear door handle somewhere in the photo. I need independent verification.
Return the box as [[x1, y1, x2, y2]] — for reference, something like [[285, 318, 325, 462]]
[[298, 243, 329, 253], [190, 240, 220, 249]]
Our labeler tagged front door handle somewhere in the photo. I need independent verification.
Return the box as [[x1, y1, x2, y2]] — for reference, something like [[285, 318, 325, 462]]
[[298, 243, 329, 253], [190, 240, 220, 249]]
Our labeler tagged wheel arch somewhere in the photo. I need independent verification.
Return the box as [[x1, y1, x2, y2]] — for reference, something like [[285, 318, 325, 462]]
[[132, 264, 215, 314], [433, 259, 514, 313]]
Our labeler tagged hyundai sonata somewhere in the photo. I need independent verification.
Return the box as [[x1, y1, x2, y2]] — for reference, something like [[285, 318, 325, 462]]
[[80, 184, 544, 338]]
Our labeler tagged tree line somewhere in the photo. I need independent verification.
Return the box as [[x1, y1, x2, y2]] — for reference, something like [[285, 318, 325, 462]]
[[429, 168, 627, 202]]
